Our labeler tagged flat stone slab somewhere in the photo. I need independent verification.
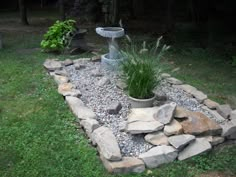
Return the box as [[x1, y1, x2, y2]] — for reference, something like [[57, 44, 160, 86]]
[[168, 134, 195, 150], [62, 59, 73, 66], [216, 104, 232, 119], [203, 136, 225, 146], [204, 99, 219, 109], [127, 107, 160, 123], [43, 59, 62, 71], [144, 132, 169, 146], [100, 156, 145, 174], [61, 89, 82, 97], [92, 126, 122, 161], [54, 69, 68, 77], [166, 77, 183, 85], [174, 84, 207, 103], [154, 102, 176, 125], [178, 138, 212, 161], [230, 110, 236, 120], [139, 145, 178, 168], [65, 96, 96, 120], [54, 75, 69, 85], [181, 112, 222, 136], [161, 73, 171, 79], [127, 121, 164, 134], [58, 83, 74, 95], [164, 119, 183, 136]]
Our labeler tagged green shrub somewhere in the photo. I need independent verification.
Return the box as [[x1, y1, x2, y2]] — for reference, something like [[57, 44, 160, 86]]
[[121, 36, 169, 99], [40, 19, 77, 52]]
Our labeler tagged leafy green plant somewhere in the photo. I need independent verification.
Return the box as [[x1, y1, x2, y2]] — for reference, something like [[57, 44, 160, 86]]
[[121, 36, 169, 99], [40, 19, 77, 52]]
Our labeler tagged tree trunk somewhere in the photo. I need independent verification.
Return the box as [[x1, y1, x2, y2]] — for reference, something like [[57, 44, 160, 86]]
[[111, 0, 119, 25], [18, 0, 29, 25], [59, 0, 65, 21]]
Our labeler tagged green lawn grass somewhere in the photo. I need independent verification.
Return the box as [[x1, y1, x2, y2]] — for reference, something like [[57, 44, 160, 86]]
[[0, 13, 236, 177]]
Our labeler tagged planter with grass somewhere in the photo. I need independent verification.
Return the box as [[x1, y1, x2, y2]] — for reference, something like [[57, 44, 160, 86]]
[[121, 37, 169, 108]]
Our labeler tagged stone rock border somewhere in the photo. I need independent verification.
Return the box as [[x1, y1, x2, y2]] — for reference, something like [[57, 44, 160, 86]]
[[43, 58, 236, 174]]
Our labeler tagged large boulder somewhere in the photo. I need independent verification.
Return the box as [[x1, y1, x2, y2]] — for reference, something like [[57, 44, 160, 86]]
[[139, 145, 178, 168], [92, 126, 122, 161], [174, 106, 189, 119], [220, 119, 236, 137], [181, 112, 222, 136], [178, 138, 212, 161], [154, 102, 176, 125]]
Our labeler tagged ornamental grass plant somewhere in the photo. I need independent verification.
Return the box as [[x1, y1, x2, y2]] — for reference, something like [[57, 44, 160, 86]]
[[121, 36, 170, 99]]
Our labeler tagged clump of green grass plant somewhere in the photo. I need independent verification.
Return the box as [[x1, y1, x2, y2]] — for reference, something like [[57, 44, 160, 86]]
[[121, 36, 169, 99]]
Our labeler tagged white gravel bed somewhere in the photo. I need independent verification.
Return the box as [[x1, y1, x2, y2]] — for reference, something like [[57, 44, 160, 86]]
[[64, 61, 218, 157]]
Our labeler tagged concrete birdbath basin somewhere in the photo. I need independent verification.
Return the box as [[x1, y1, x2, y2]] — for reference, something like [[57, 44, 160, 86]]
[[96, 27, 125, 70]]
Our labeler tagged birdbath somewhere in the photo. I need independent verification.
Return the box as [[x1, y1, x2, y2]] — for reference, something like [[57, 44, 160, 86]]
[[96, 27, 125, 70]]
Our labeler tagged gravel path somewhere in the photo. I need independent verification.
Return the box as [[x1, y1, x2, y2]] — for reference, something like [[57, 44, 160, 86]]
[[65, 61, 217, 156]]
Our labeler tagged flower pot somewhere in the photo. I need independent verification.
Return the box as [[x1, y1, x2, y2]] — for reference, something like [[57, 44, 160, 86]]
[[128, 95, 156, 108]]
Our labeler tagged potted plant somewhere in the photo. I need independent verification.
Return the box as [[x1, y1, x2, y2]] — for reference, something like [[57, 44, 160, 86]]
[[121, 36, 170, 108]]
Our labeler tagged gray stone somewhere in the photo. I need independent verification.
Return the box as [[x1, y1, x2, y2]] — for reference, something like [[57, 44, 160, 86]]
[[92, 126, 121, 161], [97, 77, 110, 86], [127, 121, 164, 134], [173, 84, 207, 103], [161, 73, 171, 79], [91, 69, 103, 77], [53, 75, 69, 85], [139, 145, 178, 168], [61, 89, 82, 97], [80, 118, 100, 133], [230, 110, 236, 120], [62, 59, 73, 66], [54, 69, 68, 77], [74, 63, 83, 70], [100, 155, 145, 174], [166, 77, 183, 85], [107, 102, 122, 114], [227, 132, 236, 140], [65, 96, 96, 120], [168, 134, 195, 150], [216, 104, 232, 119], [203, 99, 219, 109], [116, 80, 127, 90], [91, 55, 101, 62], [119, 121, 127, 132], [220, 120, 236, 137], [154, 102, 177, 125], [126, 108, 164, 134], [164, 119, 183, 136], [203, 136, 225, 146], [127, 107, 160, 123], [173, 84, 197, 94], [178, 138, 212, 161], [73, 58, 91, 63], [43, 59, 62, 71], [144, 132, 169, 146], [191, 90, 207, 103]]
